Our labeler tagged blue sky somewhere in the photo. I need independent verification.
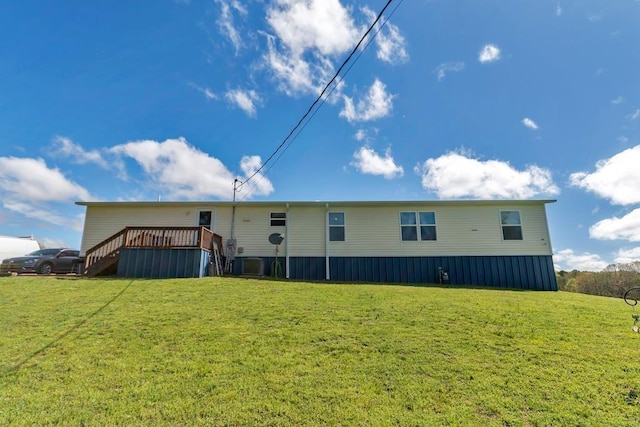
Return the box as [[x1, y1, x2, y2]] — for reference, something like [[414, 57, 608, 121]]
[[1, 0, 639, 271]]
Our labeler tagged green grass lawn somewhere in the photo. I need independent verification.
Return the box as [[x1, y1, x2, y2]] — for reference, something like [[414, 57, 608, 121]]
[[1, 276, 639, 426]]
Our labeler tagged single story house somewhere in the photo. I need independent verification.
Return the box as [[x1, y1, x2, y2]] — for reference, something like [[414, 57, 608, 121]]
[[76, 199, 557, 290]]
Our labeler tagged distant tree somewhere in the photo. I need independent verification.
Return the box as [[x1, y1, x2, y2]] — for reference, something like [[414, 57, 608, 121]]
[[556, 270, 580, 292], [574, 270, 640, 298], [603, 261, 640, 273], [556, 264, 640, 297]]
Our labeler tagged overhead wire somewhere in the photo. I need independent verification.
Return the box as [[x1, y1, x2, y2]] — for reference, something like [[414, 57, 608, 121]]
[[238, 0, 405, 201], [236, 0, 401, 199]]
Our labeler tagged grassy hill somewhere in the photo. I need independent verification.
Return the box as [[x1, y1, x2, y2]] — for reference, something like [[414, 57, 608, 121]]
[[1, 277, 638, 426]]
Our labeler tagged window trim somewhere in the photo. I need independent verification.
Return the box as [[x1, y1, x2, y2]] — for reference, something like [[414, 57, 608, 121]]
[[419, 211, 437, 241], [400, 211, 437, 242], [328, 211, 345, 242], [270, 212, 287, 227], [500, 210, 523, 241], [197, 209, 215, 230], [400, 211, 418, 241]]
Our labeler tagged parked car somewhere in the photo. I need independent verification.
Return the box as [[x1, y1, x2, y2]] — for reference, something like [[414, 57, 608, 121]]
[[0, 248, 81, 275]]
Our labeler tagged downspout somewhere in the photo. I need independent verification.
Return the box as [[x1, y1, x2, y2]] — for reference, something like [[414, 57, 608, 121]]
[[325, 203, 330, 280], [285, 203, 290, 279]]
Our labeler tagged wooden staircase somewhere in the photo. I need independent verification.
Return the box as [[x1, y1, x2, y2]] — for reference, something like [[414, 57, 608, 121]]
[[83, 226, 223, 277], [84, 228, 127, 277]]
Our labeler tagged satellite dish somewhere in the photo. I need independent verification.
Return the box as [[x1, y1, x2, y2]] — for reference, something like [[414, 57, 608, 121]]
[[268, 233, 284, 245], [268, 233, 285, 279]]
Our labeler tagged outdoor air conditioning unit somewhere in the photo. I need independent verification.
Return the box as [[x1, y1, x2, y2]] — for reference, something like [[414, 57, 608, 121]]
[[242, 257, 264, 276]]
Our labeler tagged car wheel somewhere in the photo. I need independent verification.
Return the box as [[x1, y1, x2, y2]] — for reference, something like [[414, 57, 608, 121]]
[[39, 263, 54, 275]]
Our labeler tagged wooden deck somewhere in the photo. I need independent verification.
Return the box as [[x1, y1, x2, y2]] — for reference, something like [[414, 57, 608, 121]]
[[84, 226, 223, 276]]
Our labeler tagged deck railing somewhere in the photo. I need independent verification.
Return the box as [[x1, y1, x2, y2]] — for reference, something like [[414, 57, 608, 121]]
[[84, 226, 223, 275]]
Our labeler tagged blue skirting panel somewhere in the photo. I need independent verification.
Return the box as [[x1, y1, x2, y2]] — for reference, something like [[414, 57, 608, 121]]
[[118, 248, 210, 278], [234, 255, 557, 290]]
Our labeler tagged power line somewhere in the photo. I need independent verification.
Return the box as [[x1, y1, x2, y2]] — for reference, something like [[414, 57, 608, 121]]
[[258, 1, 404, 179], [237, 0, 404, 201], [237, 0, 397, 194]]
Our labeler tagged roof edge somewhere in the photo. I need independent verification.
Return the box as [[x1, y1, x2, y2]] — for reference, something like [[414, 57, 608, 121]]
[[76, 199, 557, 207]]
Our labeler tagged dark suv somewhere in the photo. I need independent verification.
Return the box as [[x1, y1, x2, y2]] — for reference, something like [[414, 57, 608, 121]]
[[0, 248, 81, 275]]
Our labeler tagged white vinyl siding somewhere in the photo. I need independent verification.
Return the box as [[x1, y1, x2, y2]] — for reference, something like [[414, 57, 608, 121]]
[[79, 201, 554, 258], [287, 207, 326, 257], [230, 206, 286, 257], [322, 204, 552, 257], [80, 205, 209, 254]]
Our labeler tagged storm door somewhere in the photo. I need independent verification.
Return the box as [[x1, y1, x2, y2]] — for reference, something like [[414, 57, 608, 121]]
[[197, 210, 215, 230]]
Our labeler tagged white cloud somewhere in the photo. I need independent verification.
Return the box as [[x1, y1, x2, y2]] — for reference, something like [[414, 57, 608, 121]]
[[478, 44, 501, 63], [3, 201, 86, 233], [354, 129, 367, 141], [569, 145, 640, 205], [109, 137, 273, 200], [262, 33, 334, 96], [361, 7, 408, 64], [434, 62, 465, 81], [556, 3, 562, 16], [239, 155, 274, 197], [266, 0, 359, 56], [262, 0, 361, 98], [353, 128, 378, 142], [51, 136, 127, 179], [339, 79, 395, 122], [225, 88, 261, 117], [0, 157, 93, 203], [39, 237, 72, 249], [522, 118, 539, 130], [611, 96, 624, 105], [215, 0, 247, 54], [374, 22, 408, 64], [351, 146, 404, 179], [51, 136, 110, 169], [191, 83, 218, 100], [416, 151, 560, 199], [628, 109, 640, 120], [614, 247, 640, 264], [261, 1, 408, 102], [553, 249, 608, 272], [588, 13, 602, 23], [0, 156, 93, 231], [590, 209, 640, 241], [618, 136, 629, 143]]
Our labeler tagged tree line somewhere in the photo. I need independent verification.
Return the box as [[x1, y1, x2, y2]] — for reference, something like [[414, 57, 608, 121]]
[[556, 261, 640, 298]]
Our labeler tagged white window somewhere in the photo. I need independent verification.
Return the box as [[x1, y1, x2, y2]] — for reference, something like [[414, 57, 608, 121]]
[[419, 212, 437, 241], [401, 211, 437, 241], [270, 212, 286, 227], [500, 211, 523, 240], [328, 212, 345, 242]]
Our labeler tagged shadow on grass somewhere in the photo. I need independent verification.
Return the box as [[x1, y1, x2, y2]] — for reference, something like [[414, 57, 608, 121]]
[[1, 279, 135, 377]]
